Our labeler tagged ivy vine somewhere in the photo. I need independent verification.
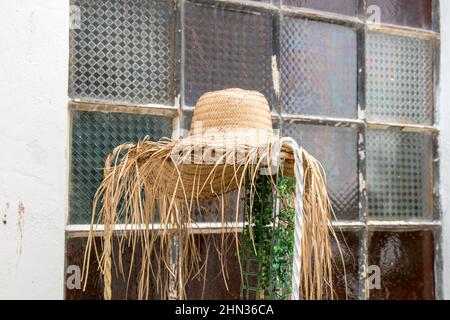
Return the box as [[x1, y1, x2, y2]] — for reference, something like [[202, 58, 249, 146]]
[[240, 175, 295, 300]]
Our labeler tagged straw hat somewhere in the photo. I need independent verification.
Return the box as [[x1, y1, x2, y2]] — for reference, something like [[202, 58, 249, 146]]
[[84, 88, 337, 301], [107, 88, 295, 200]]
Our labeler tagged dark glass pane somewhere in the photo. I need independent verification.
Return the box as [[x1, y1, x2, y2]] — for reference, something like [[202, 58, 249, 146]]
[[283, 123, 359, 220], [367, 130, 433, 220], [69, 0, 175, 105], [366, 32, 434, 125], [66, 237, 103, 299], [331, 232, 360, 300], [366, 0, 432, 29], [66, 234, 241, 300], [69, 111, 172, 224], [186, 234, 241, 300], [368, 231, 435, 300], [66, 236, 162, 299], [184, 2, 273, 107], [281, 18, 357, 118], [283, 0, 358, 16]]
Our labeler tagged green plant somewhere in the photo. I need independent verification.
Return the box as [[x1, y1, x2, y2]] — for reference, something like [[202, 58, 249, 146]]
[[240, 175, 295, 300], [270, 176, 295, 300]]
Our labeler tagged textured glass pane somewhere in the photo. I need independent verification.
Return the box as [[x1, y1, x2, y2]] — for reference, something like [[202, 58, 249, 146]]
[[184, 2, 273, 107], [186, 234, 241, 300], [367, 0, 432, 29], [69, 111, 172, 224], [368, 231, 435, 300], [283, 123, 359, 220], [283, 0, 358, 16], [367, 130, 433, 220], [69, 0, 174, 105], [332, 232, 360, 300], [281, 18, 357, 118], [366, 32, 434, 125]]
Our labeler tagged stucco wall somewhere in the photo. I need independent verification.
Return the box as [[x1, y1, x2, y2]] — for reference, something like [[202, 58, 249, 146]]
[[0, 0, 69, 299]]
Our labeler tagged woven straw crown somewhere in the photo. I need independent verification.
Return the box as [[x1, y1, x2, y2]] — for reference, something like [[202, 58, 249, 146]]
[[188, 88, 274, 143]]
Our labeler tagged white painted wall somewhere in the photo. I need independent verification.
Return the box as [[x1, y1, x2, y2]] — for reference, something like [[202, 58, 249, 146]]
[[0, 0, 69, 299], [440, 0, 450, 300]]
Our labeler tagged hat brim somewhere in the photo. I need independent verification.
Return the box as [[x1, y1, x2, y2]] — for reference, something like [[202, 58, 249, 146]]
[[104, 137, 296, 201]]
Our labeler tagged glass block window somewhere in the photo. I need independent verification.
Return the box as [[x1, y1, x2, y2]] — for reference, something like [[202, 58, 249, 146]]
[[281, 18, 357, 118], [366, 32, 434, 125], [367, 130, 433, 220], [283, 0, 358, 17], [366, 0, 433, 30], [184, 1, 274, 107], [69, 111, 172, 224], [368, 231, 435, 300], [283, 123, 359, 220], [66, 0, 441, 301], [69, 0, 175, 105]]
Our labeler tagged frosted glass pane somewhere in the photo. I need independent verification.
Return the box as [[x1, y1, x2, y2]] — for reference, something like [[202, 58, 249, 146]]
[[69, 0, 175, 105], [366, 32, 434, 125], [281, 18, 357, 118], [367, 130, 433, 220]]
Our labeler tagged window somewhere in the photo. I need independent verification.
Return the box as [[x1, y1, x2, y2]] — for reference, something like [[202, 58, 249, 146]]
[[66, 0, 441, 300]]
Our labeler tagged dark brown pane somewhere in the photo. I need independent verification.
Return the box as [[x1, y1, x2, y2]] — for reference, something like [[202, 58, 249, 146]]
[[283, 123, 359, 220], [186, 234, 241, 300], [368, 231, 435, 300], [283, 0, 358, 16], [331, 232, 360, 300], [65, 236, 162, 300], [184, 2, 274, 107], [66, 234, 241, 300], [366, 0, 432, 29], [281, 18, 357, 118]]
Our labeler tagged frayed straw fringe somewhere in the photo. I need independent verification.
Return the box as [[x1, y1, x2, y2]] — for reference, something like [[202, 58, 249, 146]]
[[82, 136, 344, 300]]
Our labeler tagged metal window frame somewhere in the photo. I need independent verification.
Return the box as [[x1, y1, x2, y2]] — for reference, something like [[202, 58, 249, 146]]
[[65, 0, 442, 300]]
